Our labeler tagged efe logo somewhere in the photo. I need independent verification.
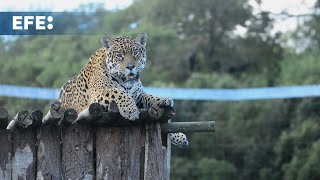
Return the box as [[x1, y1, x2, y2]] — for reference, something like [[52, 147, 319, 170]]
[[12, 16, 53, 30]]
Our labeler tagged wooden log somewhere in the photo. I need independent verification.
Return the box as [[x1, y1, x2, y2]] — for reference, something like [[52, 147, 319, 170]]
[[57, 108, 78, 126], [42, 101, 65, 126], [24, 109, 43, 128], [127, 105, 175, 125], [92, 106, 175, 126], [73, 103, 103, 124], [146, 105, 175, 123], [15, 110, 31, 128], [162, 120, 171, 180], [12, 128, 37, 180], [0, 107, 9, 129], [95, 126, 143, 179], [7, 110, 42, 130], [6, 110, 29, 131], [161, 121, 215, 133], [162, 146, 170, 180], [37, 126, 63, 180], [61, 124, 94, 179], [0, 129, 12, 180], [144, 123, 164, 180], [74, 102, 174, 126], [74, 101, 119, 125], [140, 126, 146, 180]]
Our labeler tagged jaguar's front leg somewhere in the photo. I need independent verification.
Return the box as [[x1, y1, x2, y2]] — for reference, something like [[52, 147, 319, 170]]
[[138, 93, 189, 147], [91, 88, 139, 121], [138, 92, 174, 108]]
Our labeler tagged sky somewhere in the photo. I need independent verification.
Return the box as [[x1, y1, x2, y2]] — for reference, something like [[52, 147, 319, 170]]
[[250, 0, 317, 33], [0, 0, 317, 32], [0, 0, 134, 11]]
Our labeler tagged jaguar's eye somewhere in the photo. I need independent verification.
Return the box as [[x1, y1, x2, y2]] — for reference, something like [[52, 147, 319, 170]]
[[133, 48, 139, 55], [116, 53, 123, 59]]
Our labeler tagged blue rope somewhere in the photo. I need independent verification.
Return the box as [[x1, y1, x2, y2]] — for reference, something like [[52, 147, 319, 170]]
[[1, 84, 320, 101]]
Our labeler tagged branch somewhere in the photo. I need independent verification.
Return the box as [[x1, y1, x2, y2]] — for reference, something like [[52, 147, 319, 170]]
[[58, 108, 78, 126], [160, 121, 215, 133], [267, 11, 317, 18], [6, 109, 43, 131], [6, 110, 29, 131], [24, 109, 43, 128], [72, 103, 103, 124], [42, 101, 65, 126]]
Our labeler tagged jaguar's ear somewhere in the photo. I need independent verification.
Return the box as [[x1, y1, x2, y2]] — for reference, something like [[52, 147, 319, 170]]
[[101, 36, 113, 48], [136, 32, 147, 47]]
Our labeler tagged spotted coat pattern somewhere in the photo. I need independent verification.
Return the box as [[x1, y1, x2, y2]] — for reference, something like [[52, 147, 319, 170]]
[[59, 33, 188, 147]]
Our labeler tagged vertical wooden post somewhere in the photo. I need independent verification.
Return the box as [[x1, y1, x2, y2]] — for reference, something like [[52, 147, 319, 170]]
[[95, 126, 143, 179], [95, 123, 166, 179], [0, 107, 11, 180], [144, 123, 164, 180], [162, 119, 172, 180], [61, 124, 94, 179], [163, 140, 171, 180], [0, 129, 12, 180], [36, 126, 63, 179], [0, 107, 9, 129], [12, 128, 37, 180]]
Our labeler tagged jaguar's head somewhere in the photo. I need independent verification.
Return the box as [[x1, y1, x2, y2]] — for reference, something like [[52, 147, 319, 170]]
[[101, 33, 147, 83]]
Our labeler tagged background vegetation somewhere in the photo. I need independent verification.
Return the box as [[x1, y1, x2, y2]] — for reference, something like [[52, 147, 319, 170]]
[[1, 0, 320, 179]]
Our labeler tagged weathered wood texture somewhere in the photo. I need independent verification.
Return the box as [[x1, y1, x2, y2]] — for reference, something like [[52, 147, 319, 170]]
[[12, 128, 37, 180], [161, 121, 215, 133], [96, 126, 143, 179], [61, 124, 94, 180], [58, 108, 78, 126], [0, 103, 216, 180], [36, 126, 63, 180], [7, 110, 29, 131], [75, 102, 175, 126], [163, 119, 172, 180], [144, 123, 164, 180], [0, 107, 9, 129], [42, 101, 65, 126], [0, 130, 12, 180], [0, 123, 172, 180], [163, 142, 171, 180], [0, 107, 11, 180]]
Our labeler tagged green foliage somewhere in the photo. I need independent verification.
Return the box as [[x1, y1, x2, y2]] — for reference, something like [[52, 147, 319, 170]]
[[171, 157, 236, 180], [278, 53, 320, 85], [185, 73, 239, 88], [274, 120, 320, 180], [198, 158, 237, 179]]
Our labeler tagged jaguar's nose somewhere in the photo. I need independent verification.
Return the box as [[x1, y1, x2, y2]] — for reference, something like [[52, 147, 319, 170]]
[[126, 64, 135, 70]]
